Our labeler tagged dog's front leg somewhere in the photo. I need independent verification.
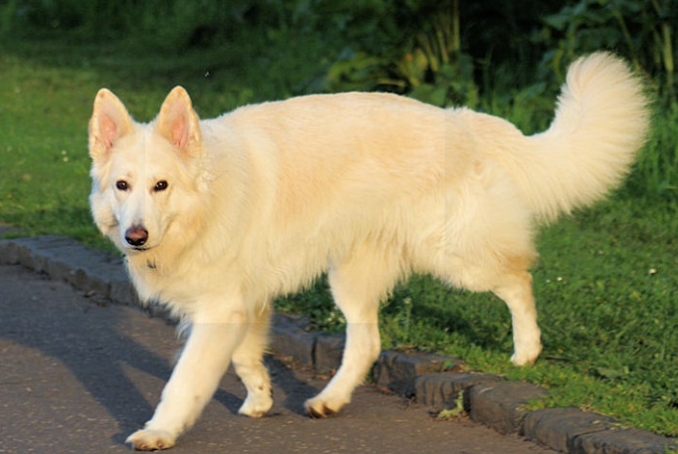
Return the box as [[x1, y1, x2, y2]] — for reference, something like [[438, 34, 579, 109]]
[[126, 311, 248, 451]]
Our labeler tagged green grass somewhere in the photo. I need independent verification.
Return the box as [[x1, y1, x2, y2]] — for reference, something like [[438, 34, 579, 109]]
[[0, 51, 97, 243], [415, 201, 678, 430], [1, 36, 677, 437], [0, 31, 334, 245]]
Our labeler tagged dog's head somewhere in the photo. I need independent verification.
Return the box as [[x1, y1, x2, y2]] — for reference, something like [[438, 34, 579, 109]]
[[88, 87, 203, 254]]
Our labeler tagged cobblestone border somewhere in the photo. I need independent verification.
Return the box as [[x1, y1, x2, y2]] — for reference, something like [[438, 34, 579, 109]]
[[1, 233, 676, 454]]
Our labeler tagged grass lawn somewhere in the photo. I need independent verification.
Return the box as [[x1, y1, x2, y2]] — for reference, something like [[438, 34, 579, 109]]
[[1, 37, 677, 437]]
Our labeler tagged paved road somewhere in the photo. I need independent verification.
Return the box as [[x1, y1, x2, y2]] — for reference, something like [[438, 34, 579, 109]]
[[0, 264, 556, 453]]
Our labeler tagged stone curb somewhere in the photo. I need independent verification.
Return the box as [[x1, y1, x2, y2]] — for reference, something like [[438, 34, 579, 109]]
[[1, 233, 676, 454]]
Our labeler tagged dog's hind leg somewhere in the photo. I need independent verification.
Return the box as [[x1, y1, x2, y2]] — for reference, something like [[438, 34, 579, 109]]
[[304, 245, 401, 418], [492, 271, 542, 366], [233, 305, 274, 418]]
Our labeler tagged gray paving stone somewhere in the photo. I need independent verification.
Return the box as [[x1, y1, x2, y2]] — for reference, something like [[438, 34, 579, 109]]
[[469, 380, 548, 434], [0, 236, 128, 301], [573, 428, 678, 454], [314, 332, 345, 374], [414, 372, 500, 411], [373, 350, 462, 396], [0, 236, 32, 264], [109, 277, 140, 306], [270, 313, 317, 366], [524, 408, 617, 452]]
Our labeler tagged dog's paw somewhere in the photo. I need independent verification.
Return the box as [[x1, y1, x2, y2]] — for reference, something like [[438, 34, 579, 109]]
[[304, 396, 345, 419], [238, 393, 273, 418], [126, 429, 176, 451], [510, 342, 543, 366]]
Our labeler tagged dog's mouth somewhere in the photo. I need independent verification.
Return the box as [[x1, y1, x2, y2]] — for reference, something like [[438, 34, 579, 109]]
[[127, 244, 154, 252]]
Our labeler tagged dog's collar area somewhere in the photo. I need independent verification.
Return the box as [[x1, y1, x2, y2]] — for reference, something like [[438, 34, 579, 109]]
[[120, 253, 157, 270]]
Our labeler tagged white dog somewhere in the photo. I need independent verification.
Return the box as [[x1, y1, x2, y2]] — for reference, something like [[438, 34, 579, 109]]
[[88, 52, 649, 450]]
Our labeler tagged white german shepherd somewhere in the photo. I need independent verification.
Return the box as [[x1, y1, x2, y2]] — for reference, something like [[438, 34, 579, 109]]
[[88, 52, 648, 450]]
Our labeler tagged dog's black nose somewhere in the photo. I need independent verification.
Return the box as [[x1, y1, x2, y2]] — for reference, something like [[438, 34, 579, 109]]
[[125, 226, 149, 247]]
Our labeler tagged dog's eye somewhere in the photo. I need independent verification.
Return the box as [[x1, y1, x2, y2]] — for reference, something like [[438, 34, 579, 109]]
[[115, 180, 129, 191], [154, 180, 169, 192]]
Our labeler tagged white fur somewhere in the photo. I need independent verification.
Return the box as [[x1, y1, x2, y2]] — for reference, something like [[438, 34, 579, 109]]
[[88, 52, 649, 450]]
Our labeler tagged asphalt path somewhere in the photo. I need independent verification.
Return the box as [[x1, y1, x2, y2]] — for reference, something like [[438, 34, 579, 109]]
[[0, 264, 556, 453]]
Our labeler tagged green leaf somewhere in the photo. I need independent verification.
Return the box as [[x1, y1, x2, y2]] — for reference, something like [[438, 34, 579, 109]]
[[409, 83, 448, 106]]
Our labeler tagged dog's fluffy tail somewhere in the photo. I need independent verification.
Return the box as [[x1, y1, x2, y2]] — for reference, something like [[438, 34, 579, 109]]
[[514, 52, 651, 221]]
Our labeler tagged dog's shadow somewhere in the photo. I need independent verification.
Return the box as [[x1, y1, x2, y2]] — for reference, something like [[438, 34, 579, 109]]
[[106, 348, 321, 446], [0, 276, 171, 446], [211, 354, 323, 417], [0, 272, 320, 449], [109, 343, 325, 446]]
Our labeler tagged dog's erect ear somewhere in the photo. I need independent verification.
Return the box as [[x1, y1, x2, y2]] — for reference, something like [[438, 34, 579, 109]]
[[89, 89, 134, 161], [156, 86, 202, 157]]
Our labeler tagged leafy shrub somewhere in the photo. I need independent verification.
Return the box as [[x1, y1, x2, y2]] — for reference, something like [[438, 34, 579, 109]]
[[536, 0, 676, 100]]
